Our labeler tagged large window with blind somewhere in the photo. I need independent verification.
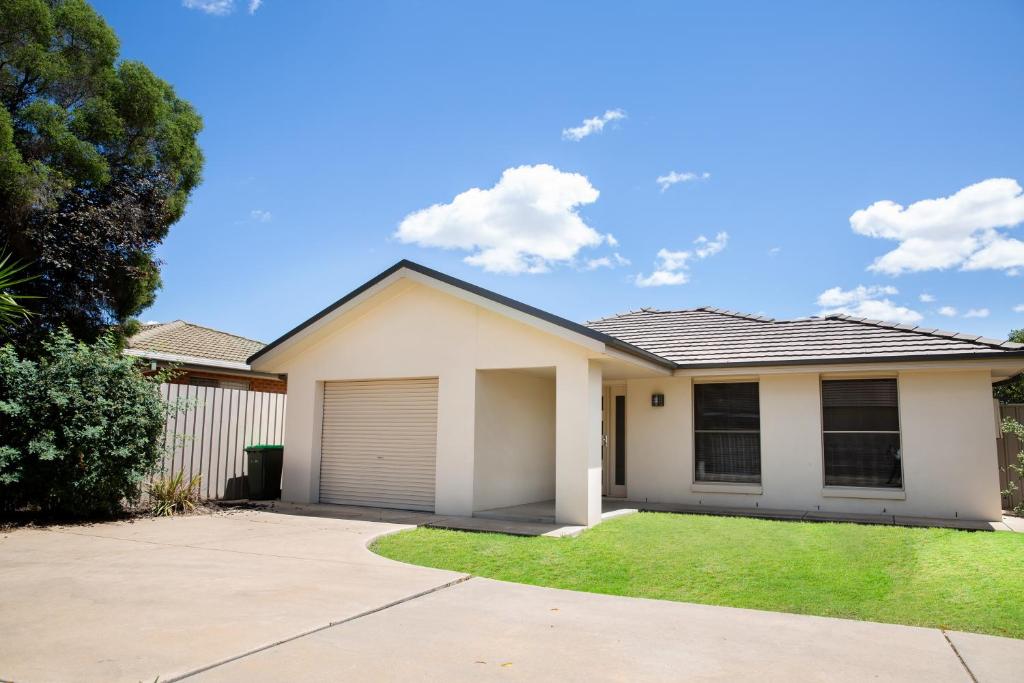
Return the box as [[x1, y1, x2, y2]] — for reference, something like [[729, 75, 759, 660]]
[[822, 378, 902, 489], [693, 382, 761, 484]]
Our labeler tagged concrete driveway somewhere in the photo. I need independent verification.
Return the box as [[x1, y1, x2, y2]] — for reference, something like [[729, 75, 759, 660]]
[[1, 506, 1021, 682]]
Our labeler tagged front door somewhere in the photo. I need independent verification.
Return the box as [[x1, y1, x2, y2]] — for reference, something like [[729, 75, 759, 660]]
[[602, 385, 627, 498]]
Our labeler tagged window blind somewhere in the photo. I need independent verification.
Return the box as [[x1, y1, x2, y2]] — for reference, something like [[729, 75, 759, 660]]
[[694, 382, 761, 484], [822, 378, 902, 488]]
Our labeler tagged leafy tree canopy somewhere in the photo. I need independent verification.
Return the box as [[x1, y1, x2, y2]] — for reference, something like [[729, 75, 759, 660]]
[[994, 328, 1024, 404], [0, 0, 203, 351]]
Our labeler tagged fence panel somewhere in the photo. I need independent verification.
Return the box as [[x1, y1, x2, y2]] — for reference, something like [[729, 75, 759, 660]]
[[997, 404, 1024, 511], [156, 383, 287, 500]]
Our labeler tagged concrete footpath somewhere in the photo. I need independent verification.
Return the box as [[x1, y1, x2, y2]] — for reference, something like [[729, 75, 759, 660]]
[[0, 506, 1021, 682]]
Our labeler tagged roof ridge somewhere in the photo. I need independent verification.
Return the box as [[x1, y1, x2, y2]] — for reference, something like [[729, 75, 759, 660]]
[[177, 320, 266, 346], [128, 320, 187, 346], [586, 306, 716, 324], [587, 307, 828, 325], [585, 307, 671, 324], [696, 306, 777, 323], [822, 314, 1022, 350]]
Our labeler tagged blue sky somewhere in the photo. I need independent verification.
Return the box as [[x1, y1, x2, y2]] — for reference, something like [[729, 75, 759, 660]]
[[92, 0, 1024, 342]]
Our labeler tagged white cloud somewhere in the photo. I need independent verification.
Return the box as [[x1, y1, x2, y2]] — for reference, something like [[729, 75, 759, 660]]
[[919, 293, 935, 303], [395, 164, 610, 274], [849, 178, 1024, 275], [250, 209, 272, 223], [183, 0, 234, 14], [635, 232, 728, 287], [1014, 304, 1024, 313], [656, 170, 710, 192], [248, 0, 262, 12], [561, 109, 626, 142], [938, 306, 957, 317], [584, 253, 631, 271], [816, 285, 922, 324], [768, 247, 782, 256], [693, 232, 728, 258], [962, 237, 1024, 271], [964, 308, 990, 318], [635, 264, 689, 287], [817, 284, 898, 308]]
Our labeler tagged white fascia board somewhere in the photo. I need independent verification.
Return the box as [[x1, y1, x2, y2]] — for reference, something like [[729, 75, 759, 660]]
[[674, 357, 1024, 378]]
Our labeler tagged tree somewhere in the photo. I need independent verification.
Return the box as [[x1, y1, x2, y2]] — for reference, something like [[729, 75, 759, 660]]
[[994, 329, 1024, 404], [0, 329, 166, 516], [0, 0, 203, 352]]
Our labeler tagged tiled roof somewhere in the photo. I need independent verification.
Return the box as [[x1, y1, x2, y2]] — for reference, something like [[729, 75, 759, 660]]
[[127, 321, 265, 365], [586, 307, 1024, 368]]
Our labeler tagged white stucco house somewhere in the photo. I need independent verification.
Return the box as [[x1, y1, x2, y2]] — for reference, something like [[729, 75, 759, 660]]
[[248, 260, 1024, 526]]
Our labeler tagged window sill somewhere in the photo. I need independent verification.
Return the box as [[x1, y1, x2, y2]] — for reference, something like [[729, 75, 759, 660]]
[[691, 483, 763, 495], [821, 486, 905, 500]]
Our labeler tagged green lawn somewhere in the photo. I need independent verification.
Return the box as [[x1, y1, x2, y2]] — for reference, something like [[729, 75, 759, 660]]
[[372, 512, 1024, 639]]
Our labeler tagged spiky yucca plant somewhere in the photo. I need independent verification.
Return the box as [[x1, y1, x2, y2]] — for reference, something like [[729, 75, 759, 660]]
[[0, 252, 38, 325], [149, 471, 202, 517]]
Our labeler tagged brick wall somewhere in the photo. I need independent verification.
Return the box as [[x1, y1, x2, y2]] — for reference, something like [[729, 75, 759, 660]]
[[161, 369, 287, 394], [249, 376, 288, 393]]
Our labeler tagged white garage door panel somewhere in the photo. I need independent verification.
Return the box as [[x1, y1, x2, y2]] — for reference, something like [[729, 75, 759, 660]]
[[319, 378, 438, 511]]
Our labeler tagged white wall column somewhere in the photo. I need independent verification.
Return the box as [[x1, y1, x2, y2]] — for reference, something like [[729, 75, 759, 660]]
[[555, 359, 603, 526], [281, 378, 321, 503], [434, 367, 477, 516]]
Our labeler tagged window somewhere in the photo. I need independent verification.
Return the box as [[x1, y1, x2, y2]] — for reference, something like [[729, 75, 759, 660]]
[[188, 377, 251, 391], [694, 382, 761, 483], [822, 378, 902, 489], [614, 394, 626, 486]]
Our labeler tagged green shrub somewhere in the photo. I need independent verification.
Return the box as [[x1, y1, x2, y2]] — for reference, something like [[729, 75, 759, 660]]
[[0, 329, 166, 517], [149, 470, 202, 517]]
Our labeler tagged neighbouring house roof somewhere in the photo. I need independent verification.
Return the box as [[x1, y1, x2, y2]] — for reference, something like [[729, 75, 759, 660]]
[[126, 320, 267, 372], [586, 307, 1024, 368]]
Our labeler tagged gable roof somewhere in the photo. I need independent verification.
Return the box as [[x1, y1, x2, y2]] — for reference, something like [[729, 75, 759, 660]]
[[586, 307, 1024, 368], [128, 321, 266, 367], [248, 260, 675, 368], [248, 260, 1024, 371]]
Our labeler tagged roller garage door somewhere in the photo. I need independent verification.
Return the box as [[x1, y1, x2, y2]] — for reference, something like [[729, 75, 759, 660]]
[[319, 378, 438, 511]]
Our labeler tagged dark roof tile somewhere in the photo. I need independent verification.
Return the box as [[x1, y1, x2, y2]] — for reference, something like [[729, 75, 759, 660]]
[[585, 307, 1024, 367]]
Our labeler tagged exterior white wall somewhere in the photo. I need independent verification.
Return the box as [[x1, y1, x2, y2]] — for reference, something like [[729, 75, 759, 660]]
[[473, 370, 555, 511], [626, 369, 1002, 521], [256, 272, 1004, 524], [263, 280, 601, 520], [898, 370, 1002, 520]]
